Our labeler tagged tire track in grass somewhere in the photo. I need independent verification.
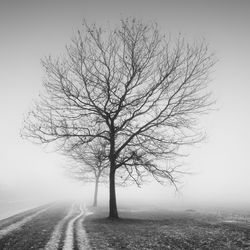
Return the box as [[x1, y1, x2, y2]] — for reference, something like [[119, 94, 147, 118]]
[[0, 206, 50, 239], [0, 204, 68, 250], [62, 203, 85, 250], [44, 204, 75, 250], [58, 204, 80, 250], [0, 205, 49, 230], [75, 205, 92, 250]]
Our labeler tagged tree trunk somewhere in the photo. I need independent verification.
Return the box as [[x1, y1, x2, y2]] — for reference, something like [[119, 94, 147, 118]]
[[93, 176, 99, 207], [109, 124, 119, 218], [109, 168, 119, 218]]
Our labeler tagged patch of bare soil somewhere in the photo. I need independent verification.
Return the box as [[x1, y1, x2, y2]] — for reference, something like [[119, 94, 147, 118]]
[[84, 208, 250, 250]]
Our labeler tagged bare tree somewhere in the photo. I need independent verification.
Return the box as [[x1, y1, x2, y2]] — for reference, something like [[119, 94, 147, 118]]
[[22, 18, 215, 218], [64, 139, 109, 207]]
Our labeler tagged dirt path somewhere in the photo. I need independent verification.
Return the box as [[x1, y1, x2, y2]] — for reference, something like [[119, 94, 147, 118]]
[[62, 203, 91, 250], [44, 204, 75, 250], [0, 205, 50, 239], [0, 203, 91, 250], [76, 207, 92, 250]]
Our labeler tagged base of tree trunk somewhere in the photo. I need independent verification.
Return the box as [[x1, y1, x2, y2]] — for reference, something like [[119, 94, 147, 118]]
[[109, 169, 119, 219], [108, 215, 120, 219]]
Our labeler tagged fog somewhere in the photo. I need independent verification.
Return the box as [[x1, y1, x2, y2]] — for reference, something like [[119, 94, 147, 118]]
[[1, 0, 250, 218]]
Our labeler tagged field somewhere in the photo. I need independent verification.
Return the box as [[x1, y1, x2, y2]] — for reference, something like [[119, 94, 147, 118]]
[[0, 203, 249, 249], [0, 204, 69, 249], [84, 207, 250, 250]]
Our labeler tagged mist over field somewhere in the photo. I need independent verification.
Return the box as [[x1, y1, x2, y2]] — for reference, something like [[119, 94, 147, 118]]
[[0, 0, 250, 221]]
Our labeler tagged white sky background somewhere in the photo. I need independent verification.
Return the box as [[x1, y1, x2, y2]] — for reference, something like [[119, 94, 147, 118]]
[[0, 0, 250, 210]]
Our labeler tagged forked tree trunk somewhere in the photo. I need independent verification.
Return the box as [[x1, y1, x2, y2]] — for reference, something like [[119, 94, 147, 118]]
[[109, 169, 118, 218], [92, 176, 99, 207]]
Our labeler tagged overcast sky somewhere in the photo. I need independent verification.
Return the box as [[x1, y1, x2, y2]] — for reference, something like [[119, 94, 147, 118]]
[[0, 0, 250, 210]]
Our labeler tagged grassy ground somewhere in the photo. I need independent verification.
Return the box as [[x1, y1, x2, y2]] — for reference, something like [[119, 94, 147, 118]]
[[0, 204, 69, 250], [84, 207, 250, 250], [0, 204, 49, 230]]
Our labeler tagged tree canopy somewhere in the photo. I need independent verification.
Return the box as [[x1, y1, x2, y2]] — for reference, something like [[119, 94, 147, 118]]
[[22, 18, 215, 218]]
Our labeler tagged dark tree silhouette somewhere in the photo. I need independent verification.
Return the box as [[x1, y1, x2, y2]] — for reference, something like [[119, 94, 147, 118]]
[[63, 139, 109, 207], [22, 18, 215, 218]]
